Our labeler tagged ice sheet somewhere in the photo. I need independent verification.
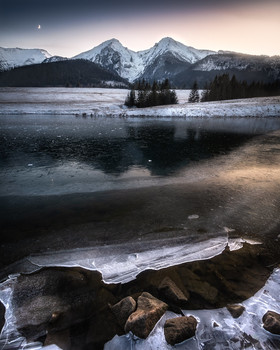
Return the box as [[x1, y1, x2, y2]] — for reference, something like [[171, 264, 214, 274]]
[[27, 232, 228, 284], [0, 232, 275, 350], [105, 268, 280, 350]]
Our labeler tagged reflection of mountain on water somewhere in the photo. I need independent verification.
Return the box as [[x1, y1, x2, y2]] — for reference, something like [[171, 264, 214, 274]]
[[125, 126, 254, 176], [3, 118, 278, 177], [2, 116, 280, 178]]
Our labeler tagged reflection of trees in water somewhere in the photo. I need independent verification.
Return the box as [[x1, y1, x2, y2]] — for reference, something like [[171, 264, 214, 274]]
[[1, 125, 256, 176]]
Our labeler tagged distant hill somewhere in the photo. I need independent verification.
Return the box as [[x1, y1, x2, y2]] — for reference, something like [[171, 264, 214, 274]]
[[0, 59, 128, 87]]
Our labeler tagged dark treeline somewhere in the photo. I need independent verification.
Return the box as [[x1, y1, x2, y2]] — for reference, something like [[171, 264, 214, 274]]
[[201, 74, 280, 102], [125, 79, 178, 108]]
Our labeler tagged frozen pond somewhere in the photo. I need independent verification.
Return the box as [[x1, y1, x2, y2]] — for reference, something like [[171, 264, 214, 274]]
[[1, 114, 280, 350], [0, 115, 280, 265], [0, 115, 280, 276]]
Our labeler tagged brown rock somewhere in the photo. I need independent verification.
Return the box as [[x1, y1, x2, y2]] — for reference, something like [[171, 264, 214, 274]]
[[111, 296, 137, 328], [124, 292, 168, 339], [164, 316, 197, 345], [158, 277, 189, 305], [262, 311, 280, 335], [227, 304, 245, 318]]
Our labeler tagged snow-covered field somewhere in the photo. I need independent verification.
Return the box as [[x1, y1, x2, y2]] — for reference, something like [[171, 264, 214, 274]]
[[0, 87, 280, 117]]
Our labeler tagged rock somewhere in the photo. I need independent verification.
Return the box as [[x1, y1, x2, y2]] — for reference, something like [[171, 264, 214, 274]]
[[158, 277, 189, 306], [11, 268, 98, 339], [180, 268, 218, 304], [44, 329, 71, 350], [111, 296, 137, 328], [124, 292, 168, 339], [227, 304, 245, 318], [262, 311, 280, 335], [164, 316, 198, 345]]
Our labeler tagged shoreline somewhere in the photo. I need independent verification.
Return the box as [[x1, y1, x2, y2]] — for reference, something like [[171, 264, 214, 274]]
[[0, 87, 280, 117], [0, 243, 279, 349]]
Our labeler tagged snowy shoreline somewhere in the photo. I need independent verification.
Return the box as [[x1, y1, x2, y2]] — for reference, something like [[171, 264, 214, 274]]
[[0, 87, 280, 118]]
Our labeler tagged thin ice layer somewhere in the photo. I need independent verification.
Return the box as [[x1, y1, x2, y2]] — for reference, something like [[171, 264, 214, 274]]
[[27, 232, 228, 284], [105, 268, 280, 350]]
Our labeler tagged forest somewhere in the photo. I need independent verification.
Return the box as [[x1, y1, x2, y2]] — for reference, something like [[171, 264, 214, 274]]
[[125, 79, 178, 108], [199, 74, 280, 102]]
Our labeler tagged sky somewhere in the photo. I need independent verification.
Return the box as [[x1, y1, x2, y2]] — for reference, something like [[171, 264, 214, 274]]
[[1, 0, 280, 57]]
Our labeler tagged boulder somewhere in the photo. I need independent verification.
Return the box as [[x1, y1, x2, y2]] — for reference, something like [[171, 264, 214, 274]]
[[158, 277, 189, 305], [227, 304, 245, 318], [111, 296, 137, 328], [262, 311, 280, 335], [124, 292, 168, 339], [164, 316, 198, 345]]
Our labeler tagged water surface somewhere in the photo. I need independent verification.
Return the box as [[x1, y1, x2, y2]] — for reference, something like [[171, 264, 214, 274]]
[[1, 115, 280, 274]]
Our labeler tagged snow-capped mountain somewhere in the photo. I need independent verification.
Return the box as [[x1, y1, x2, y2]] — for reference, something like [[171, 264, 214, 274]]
[[0, 47, 52, 71], [73, 37, 216, 82], [1, 38, 279, 87], [73, 38, 143, 82], [139, 37, 215, 66]]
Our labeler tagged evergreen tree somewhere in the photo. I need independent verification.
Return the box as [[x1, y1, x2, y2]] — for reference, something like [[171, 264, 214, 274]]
[[124, 89, 136, 107], [124, 78, 178, 108], [188, 81, 200, 103], [200, 83, 210, 102], [200, 74, 280, 102]]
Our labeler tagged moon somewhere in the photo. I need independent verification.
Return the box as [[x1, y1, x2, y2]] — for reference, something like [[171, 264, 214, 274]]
[[37, 24, 41, 30]]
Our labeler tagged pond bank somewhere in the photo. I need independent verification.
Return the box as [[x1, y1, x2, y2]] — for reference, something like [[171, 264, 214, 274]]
[[0, 87, 280, 117], [0, 243, 279, 350]]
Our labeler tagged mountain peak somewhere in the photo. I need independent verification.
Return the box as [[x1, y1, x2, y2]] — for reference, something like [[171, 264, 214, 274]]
[[158, 37, 177, 44], [102, 38, 122, 46]]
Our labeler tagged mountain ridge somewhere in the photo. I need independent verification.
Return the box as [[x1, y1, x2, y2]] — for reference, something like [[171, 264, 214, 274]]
[[73, 37, 216, 82], [1, 38, 280, 87]]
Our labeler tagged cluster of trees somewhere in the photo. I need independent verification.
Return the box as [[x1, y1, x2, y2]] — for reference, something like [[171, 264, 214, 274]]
[[200, 74, 280, 102], [125, 79, 178, 108]]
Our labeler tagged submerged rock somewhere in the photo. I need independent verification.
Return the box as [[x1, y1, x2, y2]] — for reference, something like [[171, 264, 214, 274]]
[[111, 296, 136, 328], [179, 267, 218, 304], [124, 292, 168, 339], [44, 329, 71, 350], [158, 276, 189, 306], [226, 304, 245, 318], [262, 311, 280, 335], [164, 315, 198, 345]]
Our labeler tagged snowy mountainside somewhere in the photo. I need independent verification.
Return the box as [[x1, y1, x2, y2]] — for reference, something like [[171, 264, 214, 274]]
[[138, 37, 215, 67], [73, 37, 217, 82], [193, 53, 280, 76], [0, 47, 51, 71], [73, 39, 143, 82], [173, 52, 280, 87]]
